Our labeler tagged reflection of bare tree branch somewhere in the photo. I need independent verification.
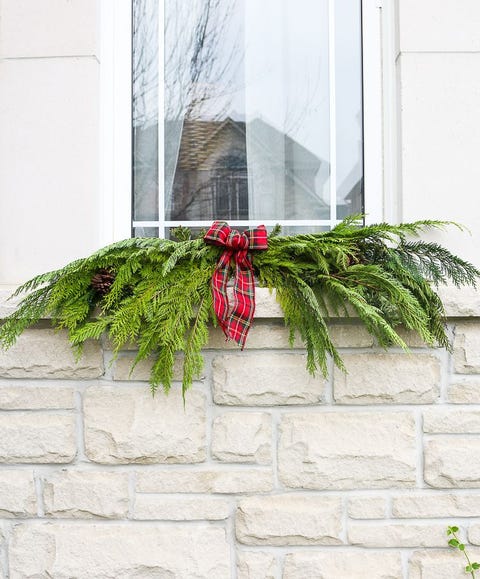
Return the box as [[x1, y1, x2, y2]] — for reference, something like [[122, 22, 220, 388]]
[[133, 0, 242, 127], [133, 0, 244, 222], [166, 0, 241, 122], [133, 0, 159, 127]]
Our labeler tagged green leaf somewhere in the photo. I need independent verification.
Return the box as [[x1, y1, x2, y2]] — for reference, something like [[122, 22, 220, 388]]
[[472, 563, 480, 569], [449, 538, 459, 547], [466, 565, 472, 573], [459, 543, 465, 551], [451, 526, 460, 533]]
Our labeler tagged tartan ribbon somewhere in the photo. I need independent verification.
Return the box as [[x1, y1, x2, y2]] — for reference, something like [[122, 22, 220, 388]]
[[204, 221, 268, 348]]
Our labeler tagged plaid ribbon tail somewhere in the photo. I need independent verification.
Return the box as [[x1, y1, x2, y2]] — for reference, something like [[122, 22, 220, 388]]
[[211, 250, 232, 337], [204, 221, 267, 348], [227, 250, 255, 349]]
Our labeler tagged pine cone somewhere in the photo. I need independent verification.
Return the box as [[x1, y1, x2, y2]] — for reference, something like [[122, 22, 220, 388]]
[[91, 268, 115, 295]]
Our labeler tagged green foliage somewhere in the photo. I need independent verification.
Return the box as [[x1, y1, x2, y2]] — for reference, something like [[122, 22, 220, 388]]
[[0, 217, 478, 398], [447, 526, 480, 577]]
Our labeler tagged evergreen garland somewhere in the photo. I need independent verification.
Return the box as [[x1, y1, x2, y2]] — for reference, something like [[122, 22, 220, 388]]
[[0, 216, 478, 398]]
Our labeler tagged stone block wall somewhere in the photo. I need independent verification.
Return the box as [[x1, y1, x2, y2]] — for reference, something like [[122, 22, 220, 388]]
[[0, 312, 480, 578]]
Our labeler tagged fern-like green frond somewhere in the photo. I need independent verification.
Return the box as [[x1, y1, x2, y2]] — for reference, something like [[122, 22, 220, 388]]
[[1, 215, 478, 399]]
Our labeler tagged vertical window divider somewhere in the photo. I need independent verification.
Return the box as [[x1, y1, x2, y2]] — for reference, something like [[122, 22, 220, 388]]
[[328, 0, 337, 230], [362, 0, 384, 223], [100, 0, 132, 243], [157, 1, 166, 237]]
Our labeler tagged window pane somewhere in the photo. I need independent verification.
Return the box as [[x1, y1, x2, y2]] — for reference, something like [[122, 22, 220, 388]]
[[336, 0, 363, 218], [133, 0, 159, 222], [133, 227, 159, 237], [132, 0, 364, 232]]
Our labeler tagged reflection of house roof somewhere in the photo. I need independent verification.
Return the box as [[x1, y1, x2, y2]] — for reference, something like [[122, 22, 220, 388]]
[[173, 117, 323, 173], [246, 118, 322, 172], [175, 118, 245, 170]]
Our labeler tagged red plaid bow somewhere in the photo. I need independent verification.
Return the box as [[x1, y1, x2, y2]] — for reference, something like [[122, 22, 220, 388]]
[[204, 221, 268, 348]]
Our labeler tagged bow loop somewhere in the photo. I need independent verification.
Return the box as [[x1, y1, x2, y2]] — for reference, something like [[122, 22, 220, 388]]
[[204, 221, 268, 348]]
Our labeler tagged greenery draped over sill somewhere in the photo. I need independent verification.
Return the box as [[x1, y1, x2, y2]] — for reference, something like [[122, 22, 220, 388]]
[[0, 216, 478, 399]]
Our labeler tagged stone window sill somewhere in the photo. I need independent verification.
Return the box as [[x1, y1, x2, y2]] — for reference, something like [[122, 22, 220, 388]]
[[0, 284, 479, 320]]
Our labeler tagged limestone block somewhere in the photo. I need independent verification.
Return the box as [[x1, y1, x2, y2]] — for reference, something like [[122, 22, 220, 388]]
[[84, 385, 206, 464], [392, 493, 480, 518], [449, 381, 480, 404], [423, 409, 480, 433], [252, 288, 283, 318], [208, 322, 373, 349], [469, 525, 480, 544], [9, 523, 230, 578], [252, 288, 359, 319], [136, 468, 273, 494], [0, 385, 75, 410], [134, 495, 230, 520], [235, 495, 343, 546], [394, 327, 430, 348], [283, 551, 403, 579], [334, 353, 440, 404], [348, 523, 447, 547], [0, 0, 98, 57], [0, 413, 75, 463], [43, 471, 129, 519], [348, 497, 387, 519], [112, 354, 202, 382], [409, 549, 480, 579], [439, 286, 480, 318], [211, 412, 271, 464], [0, 471, 36, 517], [328, 324, 374, 348], [213, 353, 325, 405], [207, 323, 299, 349], [237, 551, 276, 579], [0, 330, 103, 379], [279, 412, 416, 489], [454, 323, 480, 374], [424, 437, 480, 488]]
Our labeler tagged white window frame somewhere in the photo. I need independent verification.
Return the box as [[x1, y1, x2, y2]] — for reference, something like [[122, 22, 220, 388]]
[[100, 0, 396, 243]]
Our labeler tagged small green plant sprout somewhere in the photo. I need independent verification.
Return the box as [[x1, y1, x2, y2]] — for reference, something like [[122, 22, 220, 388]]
[[447, 526, 480, 577]]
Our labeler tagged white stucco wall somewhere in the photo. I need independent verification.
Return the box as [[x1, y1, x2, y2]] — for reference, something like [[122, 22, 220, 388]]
[[397, 0, 480, 267], [0, 0, 101, 284]]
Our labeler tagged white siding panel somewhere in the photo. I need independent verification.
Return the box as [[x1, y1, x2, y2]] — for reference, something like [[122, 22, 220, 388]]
[[399, 0, 480, 52], [0, 0, 98, 58], [0, 58, 100, 283], [400, 52, 480, 267]]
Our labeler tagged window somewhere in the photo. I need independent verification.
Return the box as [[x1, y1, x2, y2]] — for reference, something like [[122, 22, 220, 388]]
[[101, 0, 385, 242]]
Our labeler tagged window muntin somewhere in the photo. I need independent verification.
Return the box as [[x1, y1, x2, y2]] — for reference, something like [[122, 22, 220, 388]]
[[132, 0, 363, 237]]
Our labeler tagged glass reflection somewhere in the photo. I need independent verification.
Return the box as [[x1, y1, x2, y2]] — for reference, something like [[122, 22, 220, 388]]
[[132, 0, 364, 227], [133, 0, 159, 221]]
